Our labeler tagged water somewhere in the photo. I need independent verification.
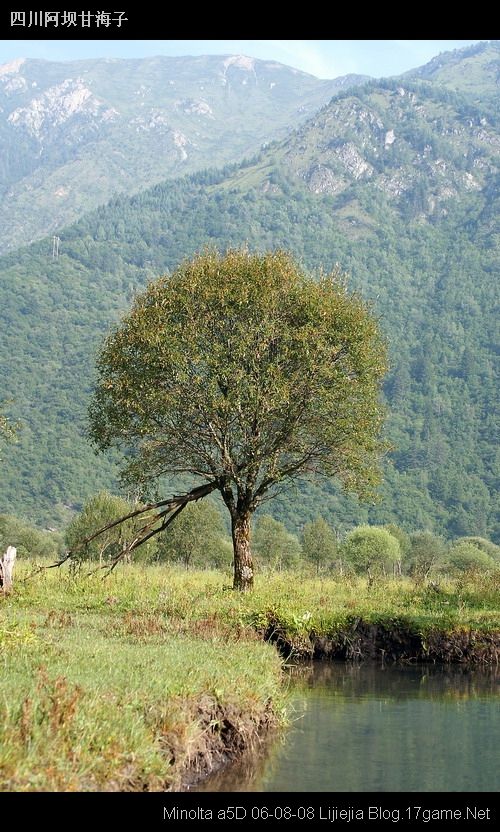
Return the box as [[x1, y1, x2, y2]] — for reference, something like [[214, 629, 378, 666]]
[[198, 663, 499, 792]]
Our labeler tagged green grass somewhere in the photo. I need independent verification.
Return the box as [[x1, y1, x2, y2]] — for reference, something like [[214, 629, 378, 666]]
[[1, 563, 498, 791], [0, 565, 286, 791]]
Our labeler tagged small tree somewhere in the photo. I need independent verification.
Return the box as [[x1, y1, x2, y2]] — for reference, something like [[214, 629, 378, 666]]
[[453, 537, 500, 561], [301, 516, 337, 574], [445, 542, 496, 574], [383, 523, 410, 576], [342, 525, 400, 576], [88, 249, 387, 590], [407, 531, 447, 580], [155, 498, 228, 569], [252, 515, 302, 571]]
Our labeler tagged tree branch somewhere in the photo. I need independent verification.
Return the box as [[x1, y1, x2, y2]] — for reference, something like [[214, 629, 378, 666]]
[[47, 481, 218, 569]]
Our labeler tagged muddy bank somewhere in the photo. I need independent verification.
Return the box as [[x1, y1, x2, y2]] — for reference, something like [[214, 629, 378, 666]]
[[263, 618, 499, 664], [170, 694, 278, 792]]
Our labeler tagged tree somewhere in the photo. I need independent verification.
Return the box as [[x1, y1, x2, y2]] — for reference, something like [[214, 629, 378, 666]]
[[301, 517, 337, 574], [155, 498, 229, 569], [445, 542, 496, 574], [65, 491, 155, 565], [407, 531, 446, 580], [88, 249, 387, 590], [252, 515, 302, 571], [453, 536, 500, 561], [342, 525, 400, 576], [383, 523, 410, 576]]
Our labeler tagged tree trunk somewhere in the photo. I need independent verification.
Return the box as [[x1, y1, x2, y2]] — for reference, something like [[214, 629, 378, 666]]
[[231, 511, 254, 591], [0, 546, 17, 593]]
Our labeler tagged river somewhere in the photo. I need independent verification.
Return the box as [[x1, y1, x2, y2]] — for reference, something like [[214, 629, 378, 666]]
[[197, 663, 499, 792]]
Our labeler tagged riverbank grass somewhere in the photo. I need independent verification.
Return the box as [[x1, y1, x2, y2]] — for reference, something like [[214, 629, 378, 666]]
[[0, 567, 285, 791], [1, 564, 498, 790]]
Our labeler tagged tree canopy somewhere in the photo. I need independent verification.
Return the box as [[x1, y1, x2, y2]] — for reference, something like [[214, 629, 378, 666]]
[[89, 249, 388, 589], [342, 525, 400, 575]]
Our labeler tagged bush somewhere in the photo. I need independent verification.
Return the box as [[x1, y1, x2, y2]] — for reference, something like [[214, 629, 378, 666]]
[[445, 542, 496, 574], [341, 525, 400, 575], [64, 491, 153, 564], [155, 498, 229, 569], [454, 537, 500, 561], [301, 517, 337, 574]]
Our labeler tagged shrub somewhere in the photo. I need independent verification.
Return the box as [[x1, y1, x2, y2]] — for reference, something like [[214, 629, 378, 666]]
[[155, 498, 229, 569], [0, 514, 63, 560], [341, 525, 400, 575], [446, 542, 496, 574], [454, 537, 500, 561], [301, 517, 337, 574]]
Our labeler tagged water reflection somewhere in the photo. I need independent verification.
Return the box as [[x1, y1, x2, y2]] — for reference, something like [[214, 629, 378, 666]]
[[196, 663, 499, 792]]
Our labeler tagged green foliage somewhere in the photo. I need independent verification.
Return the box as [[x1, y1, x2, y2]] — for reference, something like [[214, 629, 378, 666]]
[[301, 517, 338, 573], [383, 523, 411, 557], [454, 537, 500, 561], [252, 515, 302, 571], [89, 249, 387, 510], [0, 514, 62, 560], [64, 491, 156, 563], [155, 498, 229, 569], [342, 525, 400, 575], [446, 542, 497, 574], [407, 531, 447, 579]]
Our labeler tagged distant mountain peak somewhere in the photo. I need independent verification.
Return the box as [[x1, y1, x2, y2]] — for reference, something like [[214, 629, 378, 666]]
[[0, 57, 25, 77]]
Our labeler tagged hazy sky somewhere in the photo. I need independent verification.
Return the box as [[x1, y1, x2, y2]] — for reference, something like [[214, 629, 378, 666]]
[[0, 39, 487, 78]]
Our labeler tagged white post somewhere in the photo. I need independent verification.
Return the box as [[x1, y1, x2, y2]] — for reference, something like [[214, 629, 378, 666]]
[[0, 545, 17, 592]]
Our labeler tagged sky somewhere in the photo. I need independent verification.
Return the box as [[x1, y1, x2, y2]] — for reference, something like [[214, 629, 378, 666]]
[[0, 40, 487, 79]]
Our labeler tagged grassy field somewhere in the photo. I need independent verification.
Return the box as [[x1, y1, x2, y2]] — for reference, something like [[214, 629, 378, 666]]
[[1, 563, 499, 791]]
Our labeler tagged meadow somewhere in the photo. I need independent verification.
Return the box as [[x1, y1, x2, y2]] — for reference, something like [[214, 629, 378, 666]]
[[1, 563, 498, 791]]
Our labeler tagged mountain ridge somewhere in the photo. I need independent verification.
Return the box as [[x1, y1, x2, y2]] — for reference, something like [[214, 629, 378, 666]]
[[0, 53, 369, 253]]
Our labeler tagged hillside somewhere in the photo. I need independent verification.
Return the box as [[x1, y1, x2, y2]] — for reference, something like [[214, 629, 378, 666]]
[[0, 54, 367, 254], [405, 40, 500, 101], [0, 50, 498, 540]]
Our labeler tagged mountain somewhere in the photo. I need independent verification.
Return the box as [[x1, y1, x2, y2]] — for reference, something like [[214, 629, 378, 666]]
[[0, 46, 498, 540], [0, 54, 368, 254], [405, 40, 500, 101]]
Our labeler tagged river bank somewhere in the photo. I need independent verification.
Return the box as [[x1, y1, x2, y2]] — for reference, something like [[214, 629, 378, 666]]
[[1, 564, 498, 790]]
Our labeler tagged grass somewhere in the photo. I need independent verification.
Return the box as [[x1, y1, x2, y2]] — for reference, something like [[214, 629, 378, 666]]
[[1, 562, 498, 791]]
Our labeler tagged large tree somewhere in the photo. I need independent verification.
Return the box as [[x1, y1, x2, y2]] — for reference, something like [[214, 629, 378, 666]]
[[88, 249, 387, 590]]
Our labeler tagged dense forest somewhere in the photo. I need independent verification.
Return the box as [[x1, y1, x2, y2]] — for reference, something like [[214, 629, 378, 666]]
[[0, 68, 498, 541]]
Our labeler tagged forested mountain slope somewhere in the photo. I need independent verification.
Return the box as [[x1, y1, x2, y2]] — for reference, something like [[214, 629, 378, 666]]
[[0, 53, 365, 253], [0, 52, 498, 540]]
